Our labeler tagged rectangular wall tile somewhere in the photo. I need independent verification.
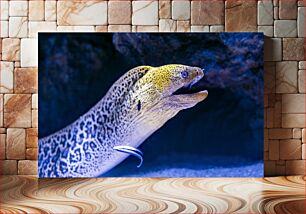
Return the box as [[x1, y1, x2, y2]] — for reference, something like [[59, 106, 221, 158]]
[[283, 38, 305, 61], [298, 70, 305, 93], [210, 25, 225, 32], [108, 1, 131, 24], [299, 61, 306, 70], [177, 21, 190, 32], [282, 94, 305, 113], [298, 7, 305, 37], [280, 139, 302, 160], [21, 39, 38, 67], [172, 1, 190, 20], [0, 1, 9, 21], [279, 0, 297, 19], [18, 160, 37, 175], [159, 19, 177, 32], [0, 160, 17, 175], [9, 17, 28, 38], [159, 1, 171, 19], [276, 61, 298, 93], [45, 1, 57, 21], [191, 25, 209, 32], [0, 61, 14, 93], [225, 0, 257, 32], [136, 25, 159, 32], [9, 1, 28, 17], [26, 128, 38, 148], [6, 128, 26, 159], [32, 110, 38, 128], [4, 94, 31, 128], [32, 94, 38, 109], [2, 38, 20, 61], [269, 128, 292, 139], [192, 0, 224, 25], [57, 0, 107, 25], [282, 114, 305, 128], [0, 21, 8, 37], [274, 20, 297, 37], [132, 1, 158, 25], [14, 68, 38, 94], [286, 160, 306, 175], [293, 128, 302, 139], [29, 1, 45, 21], [258, 0, 273, 25]]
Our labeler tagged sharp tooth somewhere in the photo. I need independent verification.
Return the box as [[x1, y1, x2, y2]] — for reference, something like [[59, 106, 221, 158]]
[[190, 79, 197, 87]]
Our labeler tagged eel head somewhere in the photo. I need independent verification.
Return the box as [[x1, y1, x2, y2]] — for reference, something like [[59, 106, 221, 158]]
[[125, 64, 208, 141], [133, 64, 208, 112]]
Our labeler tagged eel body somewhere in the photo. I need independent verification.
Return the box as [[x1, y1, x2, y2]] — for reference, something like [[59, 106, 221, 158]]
[[38, 64, 208, 177]]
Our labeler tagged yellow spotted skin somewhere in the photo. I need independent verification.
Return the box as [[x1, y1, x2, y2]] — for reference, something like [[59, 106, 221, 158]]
[[150, 65, 178, 92], [136, 64, 201, 96], [150, 65, 185, 93]]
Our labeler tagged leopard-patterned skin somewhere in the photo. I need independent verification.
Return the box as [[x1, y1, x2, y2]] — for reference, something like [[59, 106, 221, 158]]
[[38, 65, 207, 177]]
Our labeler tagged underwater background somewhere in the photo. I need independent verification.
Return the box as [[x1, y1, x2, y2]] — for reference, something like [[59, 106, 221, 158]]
[[39, 33, 264, 177]]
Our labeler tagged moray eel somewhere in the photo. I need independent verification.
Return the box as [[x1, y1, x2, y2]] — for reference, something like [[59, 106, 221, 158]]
[[38, 64, 208, 177]]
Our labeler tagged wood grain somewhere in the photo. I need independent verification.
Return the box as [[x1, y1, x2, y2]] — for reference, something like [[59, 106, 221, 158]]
[[0, 176, 305, 213]]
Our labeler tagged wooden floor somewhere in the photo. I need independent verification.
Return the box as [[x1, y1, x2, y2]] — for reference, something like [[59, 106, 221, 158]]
[[0, 176, 305, 214]]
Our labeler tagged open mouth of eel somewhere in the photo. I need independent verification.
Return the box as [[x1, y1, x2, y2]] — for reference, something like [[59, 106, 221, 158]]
[[173, 76, 208, 96]]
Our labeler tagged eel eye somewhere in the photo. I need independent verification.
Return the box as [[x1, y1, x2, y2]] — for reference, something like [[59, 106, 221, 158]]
[[181, 71, 188, 79]]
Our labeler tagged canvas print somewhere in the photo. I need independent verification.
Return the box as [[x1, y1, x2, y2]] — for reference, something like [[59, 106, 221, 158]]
[[38, 33, 264, 178]]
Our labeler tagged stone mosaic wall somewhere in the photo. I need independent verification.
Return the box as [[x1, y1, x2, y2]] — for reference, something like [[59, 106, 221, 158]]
[[0, 0, 305, 176]]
